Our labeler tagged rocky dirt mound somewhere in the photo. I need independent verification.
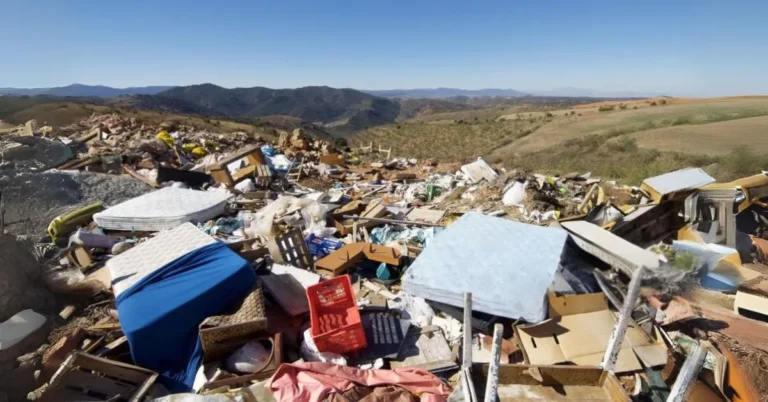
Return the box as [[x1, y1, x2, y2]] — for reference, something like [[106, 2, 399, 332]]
[[0, 235, 55, 322], [0, 171, 151, 236]]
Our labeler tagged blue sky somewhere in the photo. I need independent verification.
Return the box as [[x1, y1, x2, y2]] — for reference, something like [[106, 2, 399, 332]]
[[1, 0, 766, 96]]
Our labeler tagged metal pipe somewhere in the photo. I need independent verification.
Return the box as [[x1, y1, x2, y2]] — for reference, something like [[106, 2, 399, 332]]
[[463, 292, 473, 369], [666, 342, 708, 402], [484, 323, 504, 402], [601, 265, 647, 372], [342, 215, 445, 227], [593, 271, 655, 343]]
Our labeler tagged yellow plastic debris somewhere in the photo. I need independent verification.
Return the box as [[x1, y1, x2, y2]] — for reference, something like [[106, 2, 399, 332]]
[[156, 131, 174, 148], [191, 147, 208, 157], [47, 202, 105, 242], [181, 143, 199, 152]]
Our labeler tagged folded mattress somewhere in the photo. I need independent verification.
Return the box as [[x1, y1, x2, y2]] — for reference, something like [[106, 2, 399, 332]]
[[107, 223, 217, 297], [93, 187, 231, 232]]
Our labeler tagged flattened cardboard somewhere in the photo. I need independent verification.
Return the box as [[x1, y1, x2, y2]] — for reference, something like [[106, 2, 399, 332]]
[[319, 153, 345, 166], [548, 292, 608, 318], [315, 242, 401, 277], [516, 293, 667, 374]]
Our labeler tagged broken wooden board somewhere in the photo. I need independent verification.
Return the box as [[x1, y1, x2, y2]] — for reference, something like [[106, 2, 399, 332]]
[[391, 325, 457, 373], [406, 208, 446, 224], [561, 220, 661, 276]]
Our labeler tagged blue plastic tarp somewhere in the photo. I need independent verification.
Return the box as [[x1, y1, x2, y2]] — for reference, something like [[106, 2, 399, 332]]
[[116, 242, 256, 392]]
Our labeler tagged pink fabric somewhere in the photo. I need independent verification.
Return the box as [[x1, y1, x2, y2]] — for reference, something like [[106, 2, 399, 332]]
[[267, 362, 452, 402]]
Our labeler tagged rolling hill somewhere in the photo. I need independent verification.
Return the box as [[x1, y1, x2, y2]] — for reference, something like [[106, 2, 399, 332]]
[[151, 84, 401, 133], [355, 96, 768, 184]]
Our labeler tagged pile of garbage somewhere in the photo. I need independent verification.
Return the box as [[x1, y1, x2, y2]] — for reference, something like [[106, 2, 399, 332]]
[[3, 113, 768, 402]]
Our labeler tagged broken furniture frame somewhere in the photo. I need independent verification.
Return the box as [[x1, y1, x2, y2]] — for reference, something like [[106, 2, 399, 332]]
[[359, 142, 373, 154], [275, 228, 314, 270], [208, 145, 267, 188], [378, 145, 392, 160], [39, 352, 158, 402]]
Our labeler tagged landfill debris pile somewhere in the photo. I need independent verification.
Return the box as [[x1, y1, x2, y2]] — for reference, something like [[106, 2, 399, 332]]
[[2, 113, 768, 402]]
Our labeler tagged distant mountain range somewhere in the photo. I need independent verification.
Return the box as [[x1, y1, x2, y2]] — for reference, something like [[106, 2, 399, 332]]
[[1, 83, 660, 135], [1, 84, 661, 100], [365, 88, 528, 98], [0, 84, 173, 98], [526, 87, 662, 98]]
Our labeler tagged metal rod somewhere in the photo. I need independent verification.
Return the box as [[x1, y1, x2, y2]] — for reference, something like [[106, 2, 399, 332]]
[[463, 292, 473, 369], [666, 342, 708, 402], [461, 366, 478, 402], [484, 323, 504, 402], [342, 215, 445, 227], [593, 271, 655, 343], [601, 265, 647, 373]]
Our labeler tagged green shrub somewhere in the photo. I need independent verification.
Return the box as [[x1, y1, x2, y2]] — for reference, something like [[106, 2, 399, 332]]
[[334, 137, 349, 147], [599, 105, 616, 112]]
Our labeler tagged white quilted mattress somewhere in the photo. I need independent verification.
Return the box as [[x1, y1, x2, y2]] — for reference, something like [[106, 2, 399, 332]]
[[93, 187, 232, 232], [107, 223, 217, 296]]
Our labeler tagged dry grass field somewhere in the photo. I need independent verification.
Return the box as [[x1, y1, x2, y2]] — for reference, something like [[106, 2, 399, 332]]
[[630, 115, 768, 155], [357, 96, 768, 184], [493, 97, 768, 155]]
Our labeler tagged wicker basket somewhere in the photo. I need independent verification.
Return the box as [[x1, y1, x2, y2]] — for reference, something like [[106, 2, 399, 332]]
[[200, 283, 268, 361]]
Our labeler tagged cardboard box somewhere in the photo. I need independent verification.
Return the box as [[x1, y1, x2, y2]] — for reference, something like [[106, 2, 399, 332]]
[[315, 243, 401, 277], [319, 153, 345, 166], [331, 201, 388, 236], [516, 293, 668, 374], [471, 364, 630, 401]]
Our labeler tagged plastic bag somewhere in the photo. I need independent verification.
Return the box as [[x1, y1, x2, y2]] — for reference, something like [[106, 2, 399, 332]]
[[387, 292, 434, 327], [300, 201, 333, 236], [300, 328, 347, 366], [234, 178, 256, 193], [224, 341, 271, 374], [502, 181, 526, 206]]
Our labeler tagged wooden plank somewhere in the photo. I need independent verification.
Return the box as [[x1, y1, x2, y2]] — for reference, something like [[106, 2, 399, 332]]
[[95, 336, 128, 357], [60, 370, 135, 398], [70, 353, 155, 384], [232, 164, 257, 181], [122, 165, 159, 188]]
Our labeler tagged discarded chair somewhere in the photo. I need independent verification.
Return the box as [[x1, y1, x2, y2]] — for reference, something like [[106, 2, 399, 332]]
[[378, 145, 392, 160], [359, 142, 373, 154]]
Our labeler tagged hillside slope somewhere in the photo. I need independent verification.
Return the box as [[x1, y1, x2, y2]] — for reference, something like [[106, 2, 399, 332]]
[[155, 84, 401, 133]]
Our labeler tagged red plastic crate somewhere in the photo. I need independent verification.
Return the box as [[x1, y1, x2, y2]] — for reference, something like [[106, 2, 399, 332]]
[[307, 275, 367, 354]]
